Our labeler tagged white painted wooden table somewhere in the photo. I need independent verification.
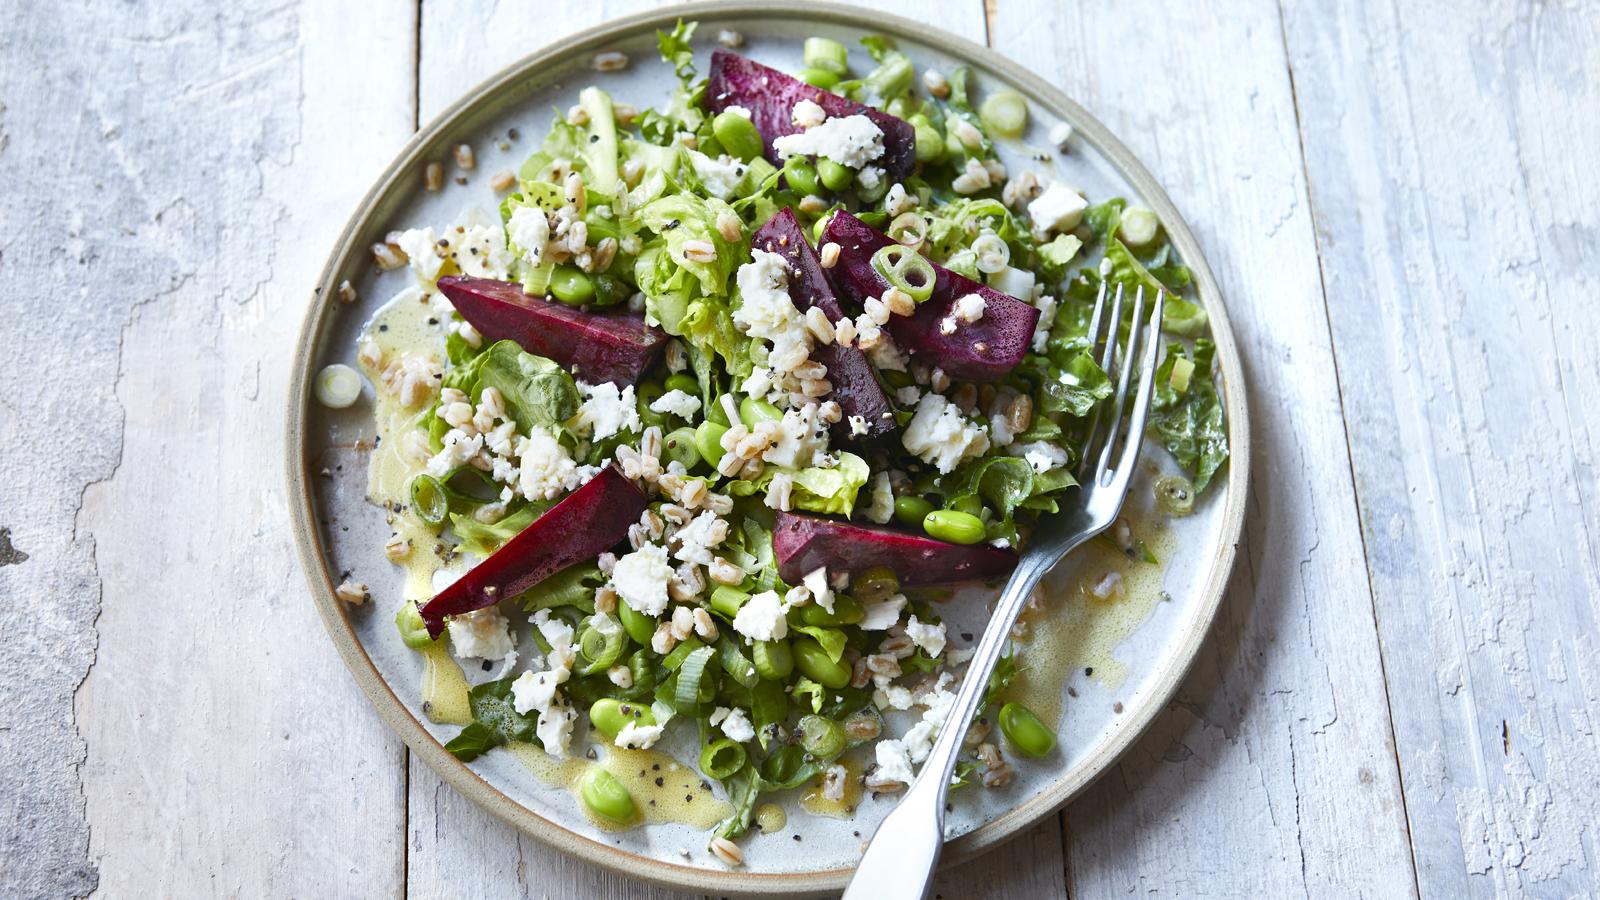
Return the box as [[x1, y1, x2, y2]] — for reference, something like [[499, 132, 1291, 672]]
[[3, 0, 1595, 896]]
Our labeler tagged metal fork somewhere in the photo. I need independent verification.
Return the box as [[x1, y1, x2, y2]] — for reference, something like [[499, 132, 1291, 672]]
[[842, 282, 1165, 900]]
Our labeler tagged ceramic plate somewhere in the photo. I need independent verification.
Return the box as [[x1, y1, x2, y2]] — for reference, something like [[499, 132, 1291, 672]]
[[286, 2, 1250, 894]]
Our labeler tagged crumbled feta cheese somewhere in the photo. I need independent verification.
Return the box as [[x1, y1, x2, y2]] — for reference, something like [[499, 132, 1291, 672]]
[[673, 511, 729, 566], [895, 385, 922, 405], [772, 114, 885, 169], [612, 544, 673, 616], [689, 150, 746, 200], [938, 316, 958, 336], [447, 607, 516, 661], [1014, 440, 1069, 473], [874, 739, 916, 785], [732, 590, 789, 641], [649, 388, 702, 419], [719, 707, 756, 743], [880, 684, 915, 710], [848, 415, 869, 436], [536, 704, 576, 757], [1028, 181, 1088, 235], [902, 393, 990, 474], [859, 593, 906, 630], [393, 228, 443, 285], [857, 165, 884, 192], [865, 471, 894, 525], [426, 428, 484, 477], [762, 403, 829, 469], [1031, 293, 1057, 353], [507, 205, 550, 265], [734, 249, 813, 373], [791, 99, 827, 129], [867, 339, 909, 372], [725, 104, 752, 118], [454, 223, 514, 280], [988, 266, 1035, 303], [511, 668, 564, 715], [803, 567, 835, 614], [954, 293, 986, 323], [575, 382, 642, 441], [906, 615, 947, 658], [1048, 121, 1074, 150], [518, 428, 597, 500], [614, 721, 666, 749]]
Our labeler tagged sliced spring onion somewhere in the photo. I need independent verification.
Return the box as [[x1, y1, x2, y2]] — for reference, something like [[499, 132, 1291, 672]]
[[887, 212, 927, 250], [710, 585, 751, 619], [971, 232, 1011, 274], [315, 363, 363, 408], [797, 714, 847, 760], [802, 36, 850, 76], [1118, 205, 1161, 247], [759, 744, 818, 789], [1155, 475, 1196, 517], [1169, 356, 1196, 394], [663, 635, 706, 671], [717, 636, 760, 689], [863, 53, 914, 102], [674, 646, 716, 708], [979, 89, 1029, 138], [700, 738, 748, 780], [870, 244, 935, 303], [578, 623, 626, 675], [409, 474, 448, 527]]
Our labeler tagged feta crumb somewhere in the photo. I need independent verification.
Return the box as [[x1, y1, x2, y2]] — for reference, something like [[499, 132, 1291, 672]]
[[615, 721, 666, 749], [988, 266, 1035, 303], [712, 707, 756, 743], [865, 471, 894, 525], [518, 428, 598, 500], [612, 544, 673, 616], [902, 393, 990, 474], [688, 150, 747, 200], [791, 99, 827, 129], [762, 403, 829, 469], [772, 114, 885, 169], [856, 165, 884, 192], [426, 428, 484, 478], [874, 739, 916, 785], [1030, 293, 1058, 353], [393, 227, 443, 285], [1028, 181, 1088, 235], [859, 593, 906, 630], [954, 293, 987, 323], [673, 511, 729, 566], [725, 103, 752, 117], [848, 415, 868, 436], [446, 607, 516, 661], [906, 615, 947, 658], [649, 388, 703, 419], [732, 590, 789, 641], [1014, 440, 1069, 473], [803, 567, 835, 614], [453, 223, 514, 280], [734, 249, 813, 373], [895, 385, 922, 405], [508, 206, 551, 265], [1048, 121, 1074, 149], [575, 382, 642, 441]]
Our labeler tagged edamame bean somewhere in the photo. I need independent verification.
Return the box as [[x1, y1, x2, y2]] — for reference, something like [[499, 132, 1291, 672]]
[[589, 697, 657, 740], [712, 110, 764, 162], [797, 67, 841, 90], [857, 174, 888, 204], [752, 639, 793, 680], [923, 508, 985, 545], [802, 36, 850, 75], [693, 420, 730, 472], [851, 565, 899, 602], [617, 600, 657, 646], [816, 158, 853, 192], [800, 594, 864, 626], [797, 714, 847, 759], [792, 636, 851, 689], [662, 426, 701, 471], [664, 373, 699, 395], [910, 115, 945, 163], [998, 702, 1055, 758], [739, 394, 783, 427], [579, 768, 637, 825], [894, 495, 935, 528], [783, 156, 820, 196], [394, 602, 435, 649], [549, 265, 595, 305]]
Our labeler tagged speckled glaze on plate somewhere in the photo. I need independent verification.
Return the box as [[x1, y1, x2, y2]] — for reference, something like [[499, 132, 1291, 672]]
[[285, 2, 1250, 894]]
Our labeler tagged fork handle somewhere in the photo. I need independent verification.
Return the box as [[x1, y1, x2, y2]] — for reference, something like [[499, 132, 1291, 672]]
[[843, 539, 1088, 900]]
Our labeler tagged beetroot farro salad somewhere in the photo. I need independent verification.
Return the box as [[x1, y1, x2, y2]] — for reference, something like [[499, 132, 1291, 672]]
[[337, 22, 1225, 862]]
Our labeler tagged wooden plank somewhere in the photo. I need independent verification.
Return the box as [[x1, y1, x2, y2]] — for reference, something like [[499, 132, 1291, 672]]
[[16, 1, 419, 897], [1280, 1, 1600, 896], [406, 0, 1066, 896], [988, 1, 1420, 896]]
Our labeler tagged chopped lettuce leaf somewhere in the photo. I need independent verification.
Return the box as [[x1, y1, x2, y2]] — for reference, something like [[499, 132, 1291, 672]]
[[1149, 340, 1228, 492]]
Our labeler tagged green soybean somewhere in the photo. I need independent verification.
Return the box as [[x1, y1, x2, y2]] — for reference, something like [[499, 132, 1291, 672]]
[[664, 372, 699, 395], [800, 594, 864, 626], [616, 600, 657, 646], [894, 495, 935, 528], [579, 768, 637, 825], [394, 602, 435, 649], [910, 115, 945, 163], [857, 173, 888, 204], [816, 158, 853, 192], [693, 420, 730, 472], [712, 110, 764, 162], [662, 427, 702, 471], [797, 67, 841, 90], [783, 155, 821, 196], [740, 394, 783, 428], [851, 565, 900, 602], [797, 714, 848, 759], [793, 636, 851, 689], [999, 702, 1055, 758], [803, 36, 850, 75], [923, 509, 985, 545], [753, 640, 794, 680], [710, 585, 751, 619], [549, 265, 595, 305], [589, 697, 657, 740]]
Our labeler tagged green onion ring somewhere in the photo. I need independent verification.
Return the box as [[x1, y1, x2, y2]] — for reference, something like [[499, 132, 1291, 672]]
[[409, 474, 449, 527], [699, 738, 748, 780], [871, 244, 936, 303]]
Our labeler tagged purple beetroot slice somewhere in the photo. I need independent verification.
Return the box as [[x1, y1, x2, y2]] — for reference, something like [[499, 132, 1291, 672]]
[[419, 466, 646, 637], [773, 511, 1017, 587], [706, 50, 916, 180], [438, 276, 667, 386], [821, 211, 1040, 383], [751, 208, 897, 445]]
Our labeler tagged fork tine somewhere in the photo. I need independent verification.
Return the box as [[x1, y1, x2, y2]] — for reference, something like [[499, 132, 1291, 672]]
[[1075, 281, 1113, 482], [1094, 286, 1145, 483], [1097, 282, 1125, 374], [1114, 290, 1166, 478]]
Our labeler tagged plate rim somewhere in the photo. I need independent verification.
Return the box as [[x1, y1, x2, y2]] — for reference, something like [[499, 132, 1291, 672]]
[[284, 1, 1251, 893]]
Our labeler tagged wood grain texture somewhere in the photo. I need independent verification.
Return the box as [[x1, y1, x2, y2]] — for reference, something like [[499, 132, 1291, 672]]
[[0, 2, 417, 897], [1280, 0, 1600, 895], [989, 0, 1421, 895]]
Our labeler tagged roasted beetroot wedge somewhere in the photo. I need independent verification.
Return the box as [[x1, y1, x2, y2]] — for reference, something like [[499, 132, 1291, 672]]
[[773, 511, 1017, 587], [822, 212, 1040, 382], [438, 276, 666, 386], [706, 51, 916, 180], [752, 209, 896, 444], [418, 466, 645, 636]]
